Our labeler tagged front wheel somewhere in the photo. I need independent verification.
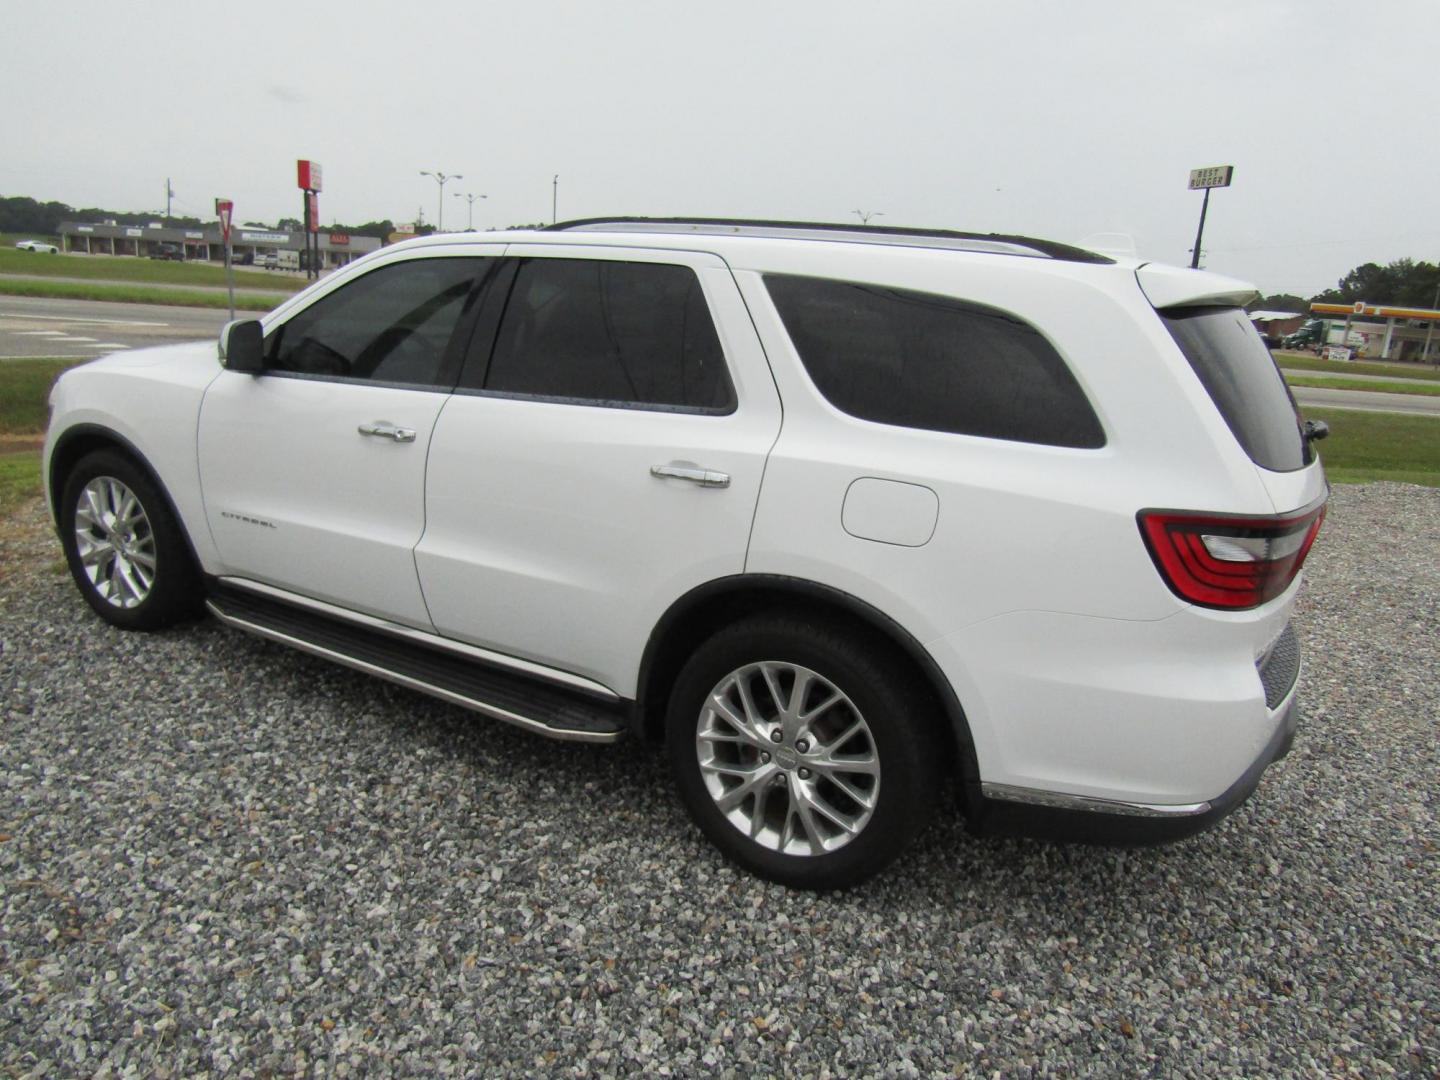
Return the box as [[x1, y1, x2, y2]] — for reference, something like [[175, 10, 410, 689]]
[[666, 616, 942, 889], [59, 449, 202, 631]]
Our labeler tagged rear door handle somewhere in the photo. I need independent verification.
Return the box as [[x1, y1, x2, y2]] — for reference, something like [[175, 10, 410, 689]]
[[358, 421, 416, 443], [650, 464, 731, 489]]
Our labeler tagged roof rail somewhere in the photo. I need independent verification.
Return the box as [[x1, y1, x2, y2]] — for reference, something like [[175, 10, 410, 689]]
[[545, 216, 1114, 265]]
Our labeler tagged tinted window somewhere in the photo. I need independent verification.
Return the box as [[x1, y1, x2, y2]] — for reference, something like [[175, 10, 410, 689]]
[[267, 258, 484, 387], [1161, 306, 1310, 472], [481, 259, 733, 411], [764, 275, 1104, 448]]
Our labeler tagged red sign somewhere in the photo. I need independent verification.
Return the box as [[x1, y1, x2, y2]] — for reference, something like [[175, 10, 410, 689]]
[[328, 232, 350, 245], [307, 192, 319, 232], [296, 159, 323, 192], [215, 198, 234, 243]]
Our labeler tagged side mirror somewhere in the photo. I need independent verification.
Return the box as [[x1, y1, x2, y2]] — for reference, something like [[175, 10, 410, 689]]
[[219, 319, 266, 374]]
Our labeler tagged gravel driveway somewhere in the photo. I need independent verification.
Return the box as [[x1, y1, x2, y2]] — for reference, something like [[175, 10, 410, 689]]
[[2, 484, 1436, 1077]]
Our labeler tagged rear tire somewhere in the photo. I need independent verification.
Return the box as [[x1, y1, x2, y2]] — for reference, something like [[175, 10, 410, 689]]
[[59, 449, 203, 631], [666, 616, 942, 890]]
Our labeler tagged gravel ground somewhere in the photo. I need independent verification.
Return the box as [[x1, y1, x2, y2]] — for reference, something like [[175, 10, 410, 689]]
[[2, 484, 1436, 1077]]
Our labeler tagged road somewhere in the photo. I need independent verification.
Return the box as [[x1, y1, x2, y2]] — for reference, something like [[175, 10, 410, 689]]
[[0, 295, 231, 359], [1292, 384, 1440, 417]]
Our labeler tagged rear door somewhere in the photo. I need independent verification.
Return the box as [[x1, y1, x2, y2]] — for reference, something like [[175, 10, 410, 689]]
[[414, 245, 782, 694]]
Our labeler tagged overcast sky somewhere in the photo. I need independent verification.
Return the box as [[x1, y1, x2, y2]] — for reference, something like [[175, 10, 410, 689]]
[[4, 0, 1435, 296]]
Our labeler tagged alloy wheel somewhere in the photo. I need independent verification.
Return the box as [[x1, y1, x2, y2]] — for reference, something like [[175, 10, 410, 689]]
[[695, 661, 880, 856], [73, 476, 155, 609]]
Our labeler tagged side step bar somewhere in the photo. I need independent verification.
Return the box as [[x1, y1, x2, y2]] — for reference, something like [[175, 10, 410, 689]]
[[206, 585, 628, 744]]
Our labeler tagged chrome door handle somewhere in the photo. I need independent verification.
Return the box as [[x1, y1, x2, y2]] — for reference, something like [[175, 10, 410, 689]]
[[358, 421, 416, 443], [650, 464, 731, 489]]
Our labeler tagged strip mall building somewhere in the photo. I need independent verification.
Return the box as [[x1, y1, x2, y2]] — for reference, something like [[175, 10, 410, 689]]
[[55, 221, 380, 269]]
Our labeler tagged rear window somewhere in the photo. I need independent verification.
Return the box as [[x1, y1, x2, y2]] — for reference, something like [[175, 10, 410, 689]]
[[1161, 306, 1311, 472], [764, 275, 1104, 448]]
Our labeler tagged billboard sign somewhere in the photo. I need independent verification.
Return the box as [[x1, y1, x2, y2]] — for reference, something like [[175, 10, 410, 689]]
[[297, 160, 323, 192], [1188, 165, 1234, 190]]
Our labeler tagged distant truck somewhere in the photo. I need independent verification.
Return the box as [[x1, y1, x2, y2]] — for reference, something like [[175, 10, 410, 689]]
[[1282, 319, 1365, 356], [258, 249, 300, 271]]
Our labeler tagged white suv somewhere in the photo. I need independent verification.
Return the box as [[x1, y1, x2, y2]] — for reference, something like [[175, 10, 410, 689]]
[[44, 218, 1328, 888]]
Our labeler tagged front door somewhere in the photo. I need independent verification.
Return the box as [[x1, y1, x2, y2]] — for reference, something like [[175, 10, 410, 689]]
[[198, 250, 497, 628]]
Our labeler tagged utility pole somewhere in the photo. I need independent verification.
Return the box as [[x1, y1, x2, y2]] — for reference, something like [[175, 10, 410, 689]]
[[552, 175, 559, 224], [165, 178, 175, 220]]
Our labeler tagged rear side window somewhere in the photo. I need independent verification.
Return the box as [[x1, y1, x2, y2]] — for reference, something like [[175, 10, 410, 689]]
[[764, 275, 1104, 448], [1161, 306, 1311, 472], [481, 259, 734, 411]]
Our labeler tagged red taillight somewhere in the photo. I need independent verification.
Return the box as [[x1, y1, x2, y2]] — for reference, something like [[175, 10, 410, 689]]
[[1138, 500, 1326, 610]]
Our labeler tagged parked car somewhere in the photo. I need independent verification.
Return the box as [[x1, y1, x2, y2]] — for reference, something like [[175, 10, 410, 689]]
[[149, 243, 183, 261], [42, 218, 1329, 888], [15, 239, 59, 254]]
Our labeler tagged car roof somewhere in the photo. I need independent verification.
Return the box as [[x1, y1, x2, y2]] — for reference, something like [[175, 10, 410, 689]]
[[385, 216, 1120, 267], [545, 217, 1115, 265]]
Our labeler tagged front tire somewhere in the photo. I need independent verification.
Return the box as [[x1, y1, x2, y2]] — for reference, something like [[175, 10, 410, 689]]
[[59, 449, 202, 631], [666, 616, 942, 890]]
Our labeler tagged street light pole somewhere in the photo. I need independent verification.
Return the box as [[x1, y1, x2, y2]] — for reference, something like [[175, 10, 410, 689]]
[[552, 174, 559, 225], [420, 170, 462, 232], [453, 192, 487, 231]]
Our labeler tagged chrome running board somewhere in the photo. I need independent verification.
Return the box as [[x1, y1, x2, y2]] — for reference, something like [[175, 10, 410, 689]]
[[206, 588, 627, 745]]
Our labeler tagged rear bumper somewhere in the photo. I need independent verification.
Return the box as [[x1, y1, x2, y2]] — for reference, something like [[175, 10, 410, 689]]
[[971, 688, 1299, 845]]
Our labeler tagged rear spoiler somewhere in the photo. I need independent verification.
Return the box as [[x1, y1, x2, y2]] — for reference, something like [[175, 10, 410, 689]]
[[1136, 263, 1259, 310]]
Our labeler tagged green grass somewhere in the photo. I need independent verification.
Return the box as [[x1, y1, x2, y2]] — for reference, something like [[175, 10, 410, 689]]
[[1308, 408, 1440, 487], [0, 277, 282, 311], [0, 357, 85, 433], [0, 244, 303, 292], [0, 451, 42, 519], [1276, 352, 1440, 382], [1287, 376, 1440, 397], [0, 357, 81, 518]]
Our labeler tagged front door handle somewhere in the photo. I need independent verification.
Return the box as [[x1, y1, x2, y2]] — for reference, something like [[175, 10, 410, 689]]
[[650, 464, 731, 489], [358, 421, 417, 443]]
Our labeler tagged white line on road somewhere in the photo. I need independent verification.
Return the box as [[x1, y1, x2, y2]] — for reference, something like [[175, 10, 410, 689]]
[[16, 330, 67, 336], [55, 336, 98, 342], [90, 343, 130, 349], [0, 312, 170, 327]]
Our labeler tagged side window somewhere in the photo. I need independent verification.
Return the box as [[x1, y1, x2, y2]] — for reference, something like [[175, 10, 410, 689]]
[[764, 274, 1105, 449], [266, 257, 485, 387], [478, 258, 734, 411]]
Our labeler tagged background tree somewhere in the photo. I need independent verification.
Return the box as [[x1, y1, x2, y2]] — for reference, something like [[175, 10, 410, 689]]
[[1311, 258, 1440, 308], [1248, 293, 1308, 314]]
